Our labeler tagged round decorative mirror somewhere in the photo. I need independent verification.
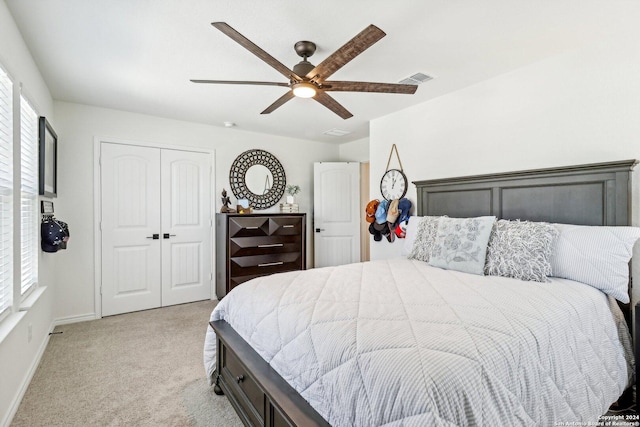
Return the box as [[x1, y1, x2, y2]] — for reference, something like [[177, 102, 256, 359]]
[[245, 165, 273, 195], [229, 149, 286, 210]]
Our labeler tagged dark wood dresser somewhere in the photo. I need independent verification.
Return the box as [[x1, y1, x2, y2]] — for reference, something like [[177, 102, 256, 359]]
[[215, 213, 306, 298]]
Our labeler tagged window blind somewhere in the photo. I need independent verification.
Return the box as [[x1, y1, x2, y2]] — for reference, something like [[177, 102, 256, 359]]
[[20, 95, 38, 296], [0, 65, 13, 317]]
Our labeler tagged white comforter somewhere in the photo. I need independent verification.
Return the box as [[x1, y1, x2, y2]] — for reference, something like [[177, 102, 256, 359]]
[[204, 259, 632, 426]]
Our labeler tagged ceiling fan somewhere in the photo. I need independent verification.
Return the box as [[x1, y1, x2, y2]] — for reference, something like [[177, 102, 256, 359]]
[[191, 22, 418, 119]]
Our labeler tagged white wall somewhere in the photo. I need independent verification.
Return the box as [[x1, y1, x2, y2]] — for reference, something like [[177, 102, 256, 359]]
[[338, 137, 369, 162], [53, 101, 339, 321], [369, 30, 640, 303], [0, 1, 56, 425]]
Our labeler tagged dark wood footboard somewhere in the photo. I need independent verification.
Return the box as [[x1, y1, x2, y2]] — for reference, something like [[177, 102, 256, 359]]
[[210, 320, 330, 427]]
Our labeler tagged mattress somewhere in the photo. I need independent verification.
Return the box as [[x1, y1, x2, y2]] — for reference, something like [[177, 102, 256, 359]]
[[204, 259, 633, 426]]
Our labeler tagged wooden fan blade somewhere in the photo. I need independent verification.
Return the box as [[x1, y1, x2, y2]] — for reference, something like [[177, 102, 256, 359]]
[[261, 91, 295, 114], [322, 81, 417, 94], [191, 79, 289, 87], [313, 92, 353, 119], [306, 25, 385, 81], [212, 22, 302, 81]]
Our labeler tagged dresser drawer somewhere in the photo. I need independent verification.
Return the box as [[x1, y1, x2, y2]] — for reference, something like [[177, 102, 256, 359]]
[[269, 216, 303, 236], [228, 216, 270, 238], [229, 235, 302, 257], [219, 341, 265, 425], [230, 252, 303, 277]]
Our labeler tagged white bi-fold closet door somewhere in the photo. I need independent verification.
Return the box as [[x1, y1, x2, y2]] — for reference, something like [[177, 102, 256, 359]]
[[101, 142, 212, 316]]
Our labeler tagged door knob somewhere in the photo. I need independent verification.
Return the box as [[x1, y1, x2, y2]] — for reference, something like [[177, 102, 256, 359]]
[[315, 228, 325, 233], [146, 234, 159, 239], [163, 233, 177, 239]]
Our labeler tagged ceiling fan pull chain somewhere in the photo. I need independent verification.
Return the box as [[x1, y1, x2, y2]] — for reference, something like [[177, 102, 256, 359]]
[[385, 144, 404, 172]]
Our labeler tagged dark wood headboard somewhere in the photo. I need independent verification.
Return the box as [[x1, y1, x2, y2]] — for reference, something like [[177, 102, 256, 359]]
[[414, 159, 639, 330], [414, 159, 638, 226]]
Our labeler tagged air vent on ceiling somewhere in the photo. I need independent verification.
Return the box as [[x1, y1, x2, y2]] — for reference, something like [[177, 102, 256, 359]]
[[323, 128, 352, 137], [399, 72, 433, 86]]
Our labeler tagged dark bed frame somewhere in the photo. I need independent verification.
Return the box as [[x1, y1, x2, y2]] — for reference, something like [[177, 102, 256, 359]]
[[211, 159, 639, 426]]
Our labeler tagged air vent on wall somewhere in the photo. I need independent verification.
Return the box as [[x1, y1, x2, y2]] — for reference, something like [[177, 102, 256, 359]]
[[323, 128, 352, 137], [399, 72, 433, 85]]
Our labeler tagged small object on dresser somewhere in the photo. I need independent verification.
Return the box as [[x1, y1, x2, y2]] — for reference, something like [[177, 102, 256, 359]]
[[236, 198, 251, 214], [285, 184, 301, 204], [220, 189, 236, 213], [280, 203, 299, 213]]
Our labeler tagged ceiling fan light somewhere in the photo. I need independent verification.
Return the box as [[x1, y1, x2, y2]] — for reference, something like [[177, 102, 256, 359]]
[[292, 82, 316, 98]]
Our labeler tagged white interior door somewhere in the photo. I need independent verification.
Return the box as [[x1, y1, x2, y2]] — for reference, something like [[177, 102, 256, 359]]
[[101, 142, 213, 316], [313, 162, 360, 268], [161, 149, 212, 306], [101, 143, 162, 316]]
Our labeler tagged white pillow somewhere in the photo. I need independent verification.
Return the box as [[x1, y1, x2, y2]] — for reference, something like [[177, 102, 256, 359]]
[[428, 216, 496, 275], [550, 224, 640, 303], [401, 216, 424, 257]]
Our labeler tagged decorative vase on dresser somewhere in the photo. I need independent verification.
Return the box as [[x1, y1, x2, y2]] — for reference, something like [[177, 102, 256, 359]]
[[215, 213, 306, 298]]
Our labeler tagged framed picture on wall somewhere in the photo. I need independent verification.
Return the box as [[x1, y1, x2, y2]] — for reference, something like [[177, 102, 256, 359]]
[[39, 116, 57, 198]]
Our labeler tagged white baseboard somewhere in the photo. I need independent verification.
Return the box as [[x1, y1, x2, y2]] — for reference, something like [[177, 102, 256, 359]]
[[53, 313, 98, 327], [1, 320, 55, 427]]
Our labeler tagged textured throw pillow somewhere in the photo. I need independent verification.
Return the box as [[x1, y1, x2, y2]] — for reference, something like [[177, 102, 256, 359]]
[[401, 216, 423, 257], [550, 224, 640, 303], [428, 216, 496, 275], [407, 216, 442, 262], [484, 220, 559, 282]]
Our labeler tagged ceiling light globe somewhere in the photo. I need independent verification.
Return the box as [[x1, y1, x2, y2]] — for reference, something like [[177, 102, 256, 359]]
[[292, 82, 316, 98]]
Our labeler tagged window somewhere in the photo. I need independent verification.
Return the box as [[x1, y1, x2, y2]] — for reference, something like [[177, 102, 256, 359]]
[[20, 95, 38, 296], [0, 65, 13, 318]]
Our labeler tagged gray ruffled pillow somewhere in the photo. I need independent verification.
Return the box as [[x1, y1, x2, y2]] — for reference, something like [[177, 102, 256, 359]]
[[484, 219, 559, 282], [407, 216, 442, 262]]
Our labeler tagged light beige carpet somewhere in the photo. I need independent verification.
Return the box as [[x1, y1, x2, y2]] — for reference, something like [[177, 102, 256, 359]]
[[11, 300, 243, 427]]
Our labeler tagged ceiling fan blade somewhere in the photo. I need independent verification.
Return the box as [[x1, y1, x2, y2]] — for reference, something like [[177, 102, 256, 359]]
[[313, 92, 353, 119], [306, 25, 385, 81], [322, 81, 417, 94], [261, 91, 295, 115], [191, 79, 289, 87], [212, 22, 302, 81]]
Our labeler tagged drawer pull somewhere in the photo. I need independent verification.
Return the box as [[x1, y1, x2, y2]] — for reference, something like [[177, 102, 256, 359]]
[[245, 226, 259, 230], [282, 225, 294, 228], [258, 243, 283, 248], [236, 375, 244, 384], [258, 261, 284, 267]]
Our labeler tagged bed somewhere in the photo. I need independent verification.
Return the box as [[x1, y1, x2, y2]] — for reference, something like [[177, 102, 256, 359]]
[[205, 159, 639, 426]]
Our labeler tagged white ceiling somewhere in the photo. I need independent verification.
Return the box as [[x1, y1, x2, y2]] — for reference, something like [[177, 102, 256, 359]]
[[5, 0, 633, 143]]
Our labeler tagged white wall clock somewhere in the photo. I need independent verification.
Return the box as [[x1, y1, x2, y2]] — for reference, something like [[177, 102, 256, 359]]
[[380, 168, 408, 201]]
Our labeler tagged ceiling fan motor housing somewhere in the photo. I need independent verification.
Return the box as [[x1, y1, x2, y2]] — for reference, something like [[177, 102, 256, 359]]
[[293, 60, 315, 78]]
